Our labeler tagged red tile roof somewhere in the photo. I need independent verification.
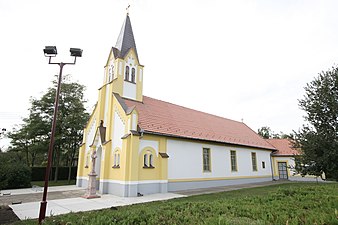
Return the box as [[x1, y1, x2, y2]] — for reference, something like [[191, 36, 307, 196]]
[[123, 96, 275, 150], [266, 139, 300, 156]]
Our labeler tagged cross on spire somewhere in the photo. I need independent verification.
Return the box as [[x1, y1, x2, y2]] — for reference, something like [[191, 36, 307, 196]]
[[126, 4, 130, 15]]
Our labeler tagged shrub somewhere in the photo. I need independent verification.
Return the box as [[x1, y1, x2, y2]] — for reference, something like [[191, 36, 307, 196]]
[[31, 166, 77, 181]]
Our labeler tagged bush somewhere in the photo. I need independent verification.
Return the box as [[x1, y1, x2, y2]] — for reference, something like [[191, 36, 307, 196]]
[[0, 163, 31, 190], [31, 166, 77, 181]]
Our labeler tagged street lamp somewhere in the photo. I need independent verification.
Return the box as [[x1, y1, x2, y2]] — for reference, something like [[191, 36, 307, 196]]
[[38, 46, 83, 224]]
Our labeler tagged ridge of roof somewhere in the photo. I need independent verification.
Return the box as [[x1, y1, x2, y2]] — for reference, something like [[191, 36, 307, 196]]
[[115, 15, 139, 62], [122, 95, 275, 150], [140, 96, 246, 126]]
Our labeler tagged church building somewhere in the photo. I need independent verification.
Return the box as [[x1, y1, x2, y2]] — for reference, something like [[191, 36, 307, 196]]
[[77, 14, 293, 197]]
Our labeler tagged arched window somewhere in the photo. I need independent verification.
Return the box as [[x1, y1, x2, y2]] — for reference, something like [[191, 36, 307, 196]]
[[143, 151, 155, 168], [149, 154, 154, 168], [144, 154, 148, 167], [131, 68, 136, 83], [108, 65, 114, 82], [113, 151, 120, 168], [125, 66, 130, 81]]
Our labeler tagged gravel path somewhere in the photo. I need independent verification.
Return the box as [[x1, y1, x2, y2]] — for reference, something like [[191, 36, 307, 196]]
[[0, 189, 86, 206]]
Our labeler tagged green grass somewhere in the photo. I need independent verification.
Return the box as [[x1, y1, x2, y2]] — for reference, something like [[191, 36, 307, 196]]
[[17, 182, 338, 225], [30, 180, 76, 187]]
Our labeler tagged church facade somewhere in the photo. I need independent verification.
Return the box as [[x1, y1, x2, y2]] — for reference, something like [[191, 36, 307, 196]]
[[76, 14, 293, 197]]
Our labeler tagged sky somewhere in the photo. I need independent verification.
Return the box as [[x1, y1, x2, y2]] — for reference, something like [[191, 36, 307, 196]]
[[1, 0, 338, 148]]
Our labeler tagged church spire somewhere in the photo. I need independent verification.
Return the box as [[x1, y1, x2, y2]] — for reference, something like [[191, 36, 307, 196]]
[[115, 14, 139, 62], [104, 12, 144, 102]]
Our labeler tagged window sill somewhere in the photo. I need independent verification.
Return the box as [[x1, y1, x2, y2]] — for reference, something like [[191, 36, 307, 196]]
[[143, 166, 155, 169], [124, 80, 136, 84], [112, 165, 120, 169]]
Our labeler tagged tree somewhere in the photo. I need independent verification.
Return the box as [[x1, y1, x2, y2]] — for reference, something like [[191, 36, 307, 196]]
[[295, 66, 338, 181], [258, 126, 272, 139], [8, 74, 89, 181], [8, 113, 49, 166], [258, 126, 294, 140], [0, 128, 7, 152]]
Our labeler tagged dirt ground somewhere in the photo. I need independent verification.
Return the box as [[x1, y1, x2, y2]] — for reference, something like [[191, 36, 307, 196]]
[[0, 205, 19, 224]]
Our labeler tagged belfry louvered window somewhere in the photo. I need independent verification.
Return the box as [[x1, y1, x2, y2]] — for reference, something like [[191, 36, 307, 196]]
[[125, 66, 130, 81], [131, 68, 136, 83]]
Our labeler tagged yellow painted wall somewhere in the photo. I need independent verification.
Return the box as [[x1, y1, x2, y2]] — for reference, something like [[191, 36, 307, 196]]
[[111, 59, 124, 95], [137, 135, 168, 181], [138, 147, 160, 180]]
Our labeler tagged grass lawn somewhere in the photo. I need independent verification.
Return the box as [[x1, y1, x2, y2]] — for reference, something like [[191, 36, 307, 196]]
[[17, 182, 337, 225], [30, 180, 76, 187]]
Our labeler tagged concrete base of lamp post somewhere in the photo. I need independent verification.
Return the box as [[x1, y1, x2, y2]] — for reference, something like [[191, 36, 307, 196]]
[[82, 172, 100, 199]]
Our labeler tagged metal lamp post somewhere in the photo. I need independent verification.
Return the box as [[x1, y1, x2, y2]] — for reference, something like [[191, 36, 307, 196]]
[[38, 46, 83, 224]]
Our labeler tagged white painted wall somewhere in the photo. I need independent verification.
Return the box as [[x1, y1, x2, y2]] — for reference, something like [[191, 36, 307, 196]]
[[103, 66, 107, 84], [123, 81, 136, 100], [103, 86, 109, 126], [127, 118, 131, 132], [167, 139, 272, 180], [112, 110, 125, 152], [112, 64, 116, 80], [86, 118, 96, 153], [139, 68, 143, 82], [119, 61, 123, 75], [139, 139, 159, 156], [132, 113, 137, 130], [95, 146, 102, 177]]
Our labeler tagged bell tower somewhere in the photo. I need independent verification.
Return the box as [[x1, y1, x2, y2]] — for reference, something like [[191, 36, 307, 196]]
[[104, 14, 144, 102]]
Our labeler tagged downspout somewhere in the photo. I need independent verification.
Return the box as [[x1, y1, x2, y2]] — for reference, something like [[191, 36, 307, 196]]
[[270, 153, 274, 181]]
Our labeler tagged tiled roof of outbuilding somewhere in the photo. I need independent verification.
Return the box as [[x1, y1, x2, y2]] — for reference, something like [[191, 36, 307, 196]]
[[266, 139, 300, 156], [123, 96, 275, 150]]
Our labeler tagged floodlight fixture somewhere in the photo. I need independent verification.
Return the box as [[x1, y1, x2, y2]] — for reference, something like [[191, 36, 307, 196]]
[[43, 46, 57, 56], [70, 48, 83, 57]]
